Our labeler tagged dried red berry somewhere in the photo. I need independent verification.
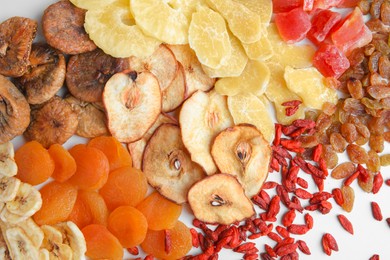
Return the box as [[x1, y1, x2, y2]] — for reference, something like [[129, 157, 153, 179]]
[[282, 210, 296, 227], [297, 240, 311, 255], [337, 214, 354, 234], [372, 172, 383, 194], [371, 201, 383, 221]]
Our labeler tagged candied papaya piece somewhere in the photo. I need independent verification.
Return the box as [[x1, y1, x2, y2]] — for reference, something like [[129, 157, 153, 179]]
[[313, 44, 350, 78], [107, 206, 148, 248], [275, 8, 311, 44], [48, 143, 77, 183], [99, 166, 147, 211], [136, 192, 182, 231], [82, 224, 124, 260], [15, 141, 55, 185], [68, 144, 109, 190], [88, 136, 132, 171], [141, 221, 192, 260], [33, 181, 77, 225]]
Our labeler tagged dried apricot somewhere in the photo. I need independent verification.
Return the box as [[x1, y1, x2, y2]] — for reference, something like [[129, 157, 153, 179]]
[[141, 221, 192, 260], [33, 181, 77, 225], [68, 144, 109, 190], [67, 193, 93, 229], [15, 141, 54, 185], [107, 206, 148, 248], [48, 143, 77, 183], [136, 192, 182, 231], [88, 136, 132, 172], [78, 190, 109, 227], [99, 166, 147, 211], [82, 224, 123, 260]]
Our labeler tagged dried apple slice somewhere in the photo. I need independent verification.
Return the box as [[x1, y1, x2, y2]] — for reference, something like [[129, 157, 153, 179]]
[[162, 63, 186, 112], [211, 125, 271, 198], [142, 123, 206, 204], [166, 44, 215, 96], [128, 113, 177, 169], [180, 90, 233, 175], [215, 60, 270, 96], [103, 71, 161, 142], [188, 173, 255, 225], [227, 93, 274, 143]]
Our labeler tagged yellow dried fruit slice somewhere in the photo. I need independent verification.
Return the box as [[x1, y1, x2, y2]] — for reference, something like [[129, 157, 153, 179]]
[[242, 34, 273, 61], [207, 0, 262, 44], [227, 93, 275, 142], [84, 0, 160, 58], [69, 0, 119, 10], [284, 66, 338, 110], [130, 0, 190, 44], [215, 60, 269, 96], [202, 33, 248, 78], [234, 0, 272, 25], [188, 5, 231, 69]]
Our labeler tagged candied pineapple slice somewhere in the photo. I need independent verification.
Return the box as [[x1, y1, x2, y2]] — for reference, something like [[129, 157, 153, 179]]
[[234, 0, 273, 25], [207, 0, 262, 44], [242, 34, 274, 61], [70, 0, 118, 10], [130, 0, 191, 44], [215, 60, 270, 96], [84, 0, 161, 58], [188, 5, 231, 69], [227, 93, 275, 142], [284, 66, 338, 110], [202, 33, 248, 78]]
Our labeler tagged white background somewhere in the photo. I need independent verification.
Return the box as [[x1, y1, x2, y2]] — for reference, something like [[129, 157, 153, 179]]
[[2, 1, 390, 259]]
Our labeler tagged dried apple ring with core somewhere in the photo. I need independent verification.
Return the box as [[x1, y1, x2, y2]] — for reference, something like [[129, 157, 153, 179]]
[[211, 124, 271, 197], [188, 173, 255, 225], [103, 71, 161, 143], [142, 124, 205, 204]]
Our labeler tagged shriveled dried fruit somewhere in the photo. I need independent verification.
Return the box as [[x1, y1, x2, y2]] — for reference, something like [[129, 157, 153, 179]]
[[367, 150, 381, 173], [358, 170, 374, 193], [341, 185, 355, 212], [340, 123, 358, 143], [369, 134, 384, 153], [346, 144, 369, 164], [42, 0, 96, 54], [380, 154, 390, 166], [331, 162, 356, 180], [24, 96, 78, 148], [330, 133, 348, 153], [66, 48, 129, 103], [0, 17, 37, 77], [0, 75, 31, 143], [321, 145, 339, 169]]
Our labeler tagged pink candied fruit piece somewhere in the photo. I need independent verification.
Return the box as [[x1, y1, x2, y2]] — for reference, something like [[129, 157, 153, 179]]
[[272, 0, 302, 13], [307, 9, 342, 46], [337, 0, 360, 8], [313, 0, 344, 9], [275, 8, 311, 44], [313, 44, 350, 78], [303, 0, 314, 11]]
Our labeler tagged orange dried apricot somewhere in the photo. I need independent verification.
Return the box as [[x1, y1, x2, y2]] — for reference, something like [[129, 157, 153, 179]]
[[68, 144, 109, 190], [82, 224, 124, 260], [15, 140, 55, 185], [67, 193, 93, 229], [107, 206, 148, 248], [33, 181, 77, 225], [141, 221, 192, 260], [136, 192, 182, 231], [78, 190, 109, 227], [99, 166, 148, 211], [48, 143, 77, 182], [88, 136, 132, 171]]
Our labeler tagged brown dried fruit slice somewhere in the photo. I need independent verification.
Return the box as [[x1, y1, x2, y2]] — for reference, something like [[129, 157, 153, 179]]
[[103, 71, 161, 143], [128, 113, 177, 169], [166, 44, 215, 96], [42, 0, 96, 54], [179, 90, 233, 175], [142, 123, 205, 204], [162, 62, 186, 112], [65, 95, 109, 138], [14, 43, 66, 105], [211, 124, 271, 197], [188, 173, 255, 225], [66, 49, 130, 103], [24, 96, 78, 148], [0, 75, 30, 143], [0, 17, 37, 77]]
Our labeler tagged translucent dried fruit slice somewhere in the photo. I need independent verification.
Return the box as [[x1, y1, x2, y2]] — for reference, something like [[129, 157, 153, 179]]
[[130, 0, 190, 44], [188, 173, 255, 224], [227, 93, 275, 143], [141, 221, 192, 260], [188, 5, 231, 69], [242, 34, 274, 61], [202, 33, 248, 78], [207, 0, 262, 44], [215, 60, 270, 96], [235, 0, 273, 25], [180, 90, 233, 175], [211, 125, 271, 197], [284, 66, 338, 110], [69, 0, 118, 10], [85, 0, 161, 58]]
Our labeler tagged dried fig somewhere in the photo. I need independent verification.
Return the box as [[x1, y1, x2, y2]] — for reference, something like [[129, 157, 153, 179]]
[[14, 43, 66, 105], [0, 75, 30, 143], [0, 17, 37, 77]]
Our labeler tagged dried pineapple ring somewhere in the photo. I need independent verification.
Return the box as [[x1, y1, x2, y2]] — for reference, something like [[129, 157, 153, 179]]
[[69, 0, 118, 10], [84, 0, 160, 58]]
